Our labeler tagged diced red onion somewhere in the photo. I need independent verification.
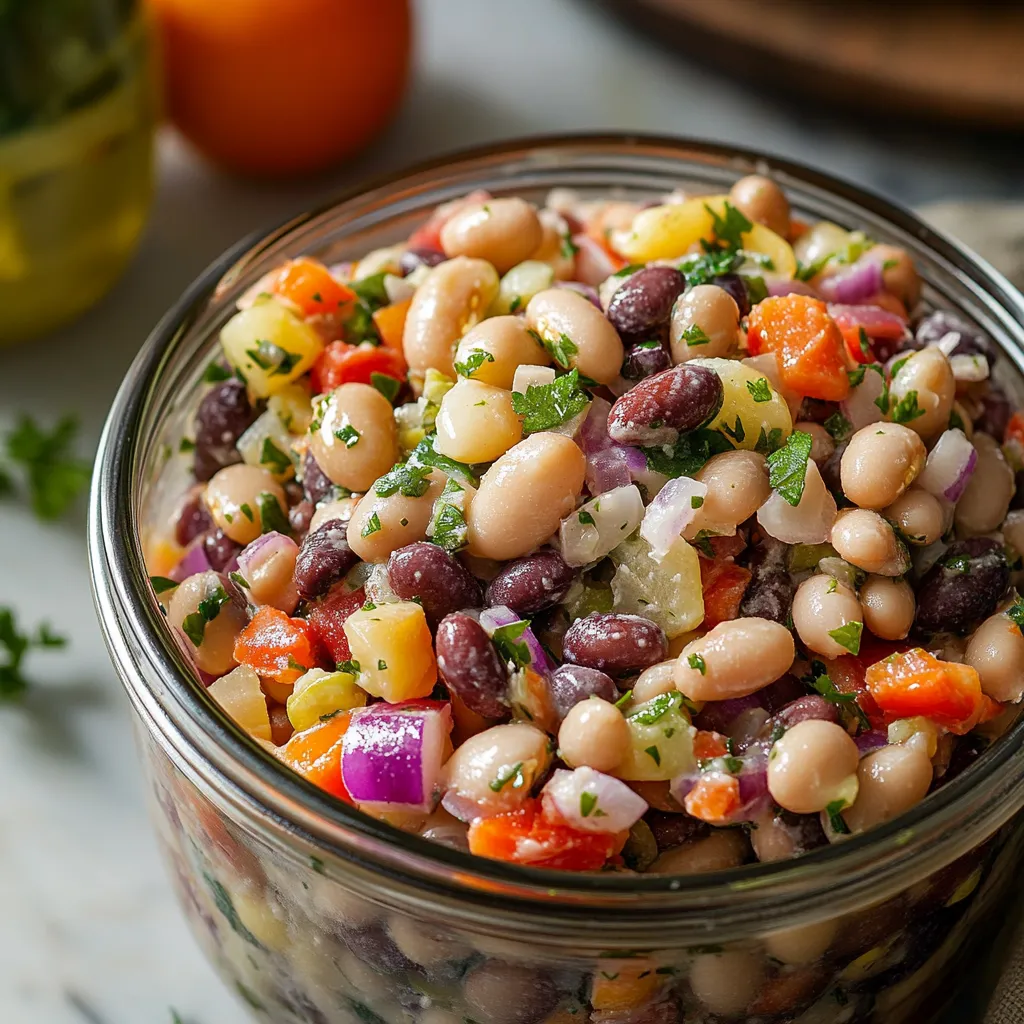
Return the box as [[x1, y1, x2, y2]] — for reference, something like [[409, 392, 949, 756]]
[[341, 705, 448, 813], [573, 234, 620, 287], [855, 731, 888, 757], [236, 531, 297, 582], [580, 397, 614, 454], [828, 303, 909, 339], [169, 541, 212, 582], [542, 767, 648, 834], [817, 259, 884, 304], [479, 606, 552, 674], [768, 279, 819, 298], [640, 476, 708, 560], [556, 280, 602, 308], [578, 394, 647, 494], [840, 364, 886, 431], [757, 461, 837, 545], [694, 694, 764, 734], [560, 484, 645, 567], [917, 429, 978, 503], [586, 446, 632, 495], [949, 353, 989, 383]]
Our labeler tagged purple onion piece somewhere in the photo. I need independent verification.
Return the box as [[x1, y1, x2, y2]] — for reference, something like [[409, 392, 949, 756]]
[[169, 541, 213, 583]]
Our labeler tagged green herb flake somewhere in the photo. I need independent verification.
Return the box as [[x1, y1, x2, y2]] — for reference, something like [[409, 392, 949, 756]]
[[181, 586, 231, 648], [239, 502, 254, 522], [628, 691, 683, 725], [491, 620, 532, 670], [375, 461, 433, 498], [361, 512, 382, 537], [691, 495, 704, 509], [745, 377, 772, 403], [377, 659, 388, 671], [408, 435, 478, 488], [336, 659, 361, 675], [454, 349, 496, 379], [580, 791, 599, 817], [826, 577, 838, 594], [1006, 596, 1024, 632], [229, 571, 250, 590], [350, 272, 390, 311], [847, 365, 867, 387], [511, 367, 590, 433], [0, 609, 67, 700], [370, 372, 401, 403], [335, 424, 361, 449], [561, 234, 579, 259], [721, 415, 745, 444], [642, 427, 733, 479], [260, 437, 292, 475], [687, 653, 707, 675], [810, 667, 870, 730], [824, 411, 853, 442], [944, 554, 971, 574], [3, 415, 91, 520], [202, 361, 232, 383], [705, 200, 753, 251], [257, 492, 291, 535], [538, 331, 578, 370], [179, 437, 196, 453], [489, 761, 525, 792], [578, 510, 596, 526], [826, 800, 851, 835], [827, 620, 863, 655], [681, 323, 711, 347], [150, 576, 179, 595], [614, 689, 633, 709], [766, 430, 814, 506], [287, 655, 308, 673], [891, 390, 925, 424], [754, 426, 785, 455], [644, 745, 662, 767]]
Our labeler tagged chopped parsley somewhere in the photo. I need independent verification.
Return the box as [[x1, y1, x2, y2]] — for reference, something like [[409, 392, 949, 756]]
[[754, 426, 785, 455], [0, 608, 66, 699], [578, 510, 596, 526], [678, 248, 742, 286], [823, 411, 852, 442], [245, 340, 301, 376], [334, 424, 361, 448], [349, 272, 390, 311], [202, 361, 232, 383], [337, 659, 361, 675], [430, 478, 469, 552], [239, 503, 254, 522], [511, 367, 590, 433], [1007, 596, 1024, 632], [944, 554, 971, 574], [746, 377, 772, 403], [826, 799, 851, 834], [370, 372, 401, 403], [408, 435, 478, 488], [847, 365, 867, 388], [615, 689, 633, 709], [181, 586, 231, 647], [229, 571, 250, 590], [375, 461, 433, 498], [687, 653, 707, 675], [826, 577, 838, 594], [827, 620, 863, 656], [627, 690, 685, 724], [257, 491, 291, 535], [720, 415, 745, 444], [2, 414, 91, 520], [644, 745, 662, 767], [377, 659, 388, 671], [579, 791, 599, 817], [179, 437, 195, 453], [642, 428, 732, 479], [259, 437, 292, 475], [491, 620, 532, 670], [454, 349, 496, 379], [489, 761, 525, 792], [766, 430, 813, 506], [149, 576, 179, 594], [705, 201, 752, 251], [690, 495, 704, 509], [810, 666, 870, 731], [891, 390, 925, 424], [534, 330, 578, 369], [681, 323, 711, 347], [561, 234, 579, 259], [361, 512, 382, 537]]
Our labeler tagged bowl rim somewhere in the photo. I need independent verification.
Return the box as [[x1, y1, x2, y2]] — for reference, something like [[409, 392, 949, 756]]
[[89, 131, 1024, 928]]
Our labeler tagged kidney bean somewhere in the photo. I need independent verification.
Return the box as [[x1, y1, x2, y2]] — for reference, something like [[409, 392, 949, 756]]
[[621, 337, 672, 381], [644, 809, 710, 851], [203, 529, 241, 571], [607, 364, 724, 446], [606, 265, 687, 337], [435, 612, 509, 719], [768, 695, 840, 734], [387, 542, 483, 628], [485, 550, 576, 616], [562, 613, 667, 676], [300, 451, 335, 507], [915, 537, 1009, 635], [739, 540, 794, 625], [193, 379, 259, 482], [547, 664, 618, 722], [294, 519, 359, 601], [710, 272, 752, 318], [915, 309, 995, 364], [288, 499, 314, 537], [399, 246, 446, 275], [977, 387, 1011, 441], [174, 491, 212, 546], [758, 674, 808, 714]]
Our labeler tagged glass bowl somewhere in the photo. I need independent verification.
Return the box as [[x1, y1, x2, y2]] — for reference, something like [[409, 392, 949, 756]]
[[89, 135, 1024, 1024]]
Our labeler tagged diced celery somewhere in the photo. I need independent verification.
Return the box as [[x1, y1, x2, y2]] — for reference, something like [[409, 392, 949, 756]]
[[286, 668, 366, 732], [492, 260, 555, 315], [236, 410, 297, 480]]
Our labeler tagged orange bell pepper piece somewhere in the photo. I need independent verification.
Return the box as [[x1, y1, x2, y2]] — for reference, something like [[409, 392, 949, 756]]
[[234, 606, 316, 685], [692, 729, 730, 761], [683, 772, 741, 826], [372, 297, 412, 352], [279, 712, 352, 802], [272, 257, 355, 319], [699, 557, 752, 630]]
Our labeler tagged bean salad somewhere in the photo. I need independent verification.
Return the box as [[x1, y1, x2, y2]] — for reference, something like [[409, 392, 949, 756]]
[[146, 176, 1024, 875]]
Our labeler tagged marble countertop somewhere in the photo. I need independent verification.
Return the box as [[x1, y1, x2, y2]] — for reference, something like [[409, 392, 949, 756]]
[[2, 1, 1023, 1021]]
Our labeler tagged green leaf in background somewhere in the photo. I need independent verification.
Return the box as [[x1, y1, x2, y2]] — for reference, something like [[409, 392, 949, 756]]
[[0, 606, 66, 699], [3, 414, 90, 519]]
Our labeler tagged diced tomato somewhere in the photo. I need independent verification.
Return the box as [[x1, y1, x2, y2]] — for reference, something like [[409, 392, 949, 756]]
[[699, 557, 752, 629], [684, 772, 741, 826], [693, 729, 730, 760], [828, 303, 909, 365], [279, 712, 352, 802], [272, 257, 355, 319], [827, 635, 910, 730], [787, 218, 810, 242], [468, 801, 627, 871], [310, 342, 406, 396], [747, 295, 850, 402], [233, 606, 317, 685], [1005, 411, 1024, 448], [306, 585, 366, 665], [372, 298, 412, 352], [708, 533, 746, 560], [864, 648, 984, 734]]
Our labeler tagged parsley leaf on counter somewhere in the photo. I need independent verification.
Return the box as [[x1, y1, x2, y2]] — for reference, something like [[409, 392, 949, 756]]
[[0, 608, 66, 700], [766, 430, 813, 506], [511, 368, 590, 433], [3, 415, 91, 520]]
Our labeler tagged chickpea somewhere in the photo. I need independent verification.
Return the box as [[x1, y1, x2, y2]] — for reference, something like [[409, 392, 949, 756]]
[[842, 744, 933, 834], [649, 829, 748, 874], [308, 383, 399, 493], [403, 257, 500, 378], [528, 207, 577, 280], [348, 469, 445, 563], [526, 288, 624, 385], [675, 618, 795, 701], [684, 450, 770, 539], [308, 496, 359, 534], [632, 660, 677, 703], [689, 950, 766, 1017], [440, 198, 543, 274], [433, 379, 523, 463], [767, 719, 860, 814], [244, 537, 300, 613], [796, 421, 835, 466], [167, 571, 248, 676], [889, 348, 955, 440], [860, 576, 915, 641], [966, 612, 1024, 703], [840, 422, 926, 509], [729, 175, 790, 236], [882, 487, 946, 546], [205, 465, 287, 545], [558, 696, 630, 773], [830, 509, 908, 575], [453, 315, 550, 390], [669, 285, 740, 363], [442, 724, 552, 818], [763, 918, 838, 965], [791, 574, 864, 659], [871, 243, 921, 309], [467, 432, 586, 560], [955, 433, 1014, 535]]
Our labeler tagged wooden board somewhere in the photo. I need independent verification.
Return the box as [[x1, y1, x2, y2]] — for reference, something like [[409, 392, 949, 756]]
[[600, 0, 1024, 129]]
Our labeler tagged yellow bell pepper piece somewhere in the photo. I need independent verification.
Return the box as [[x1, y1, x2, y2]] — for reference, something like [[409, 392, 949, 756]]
[[343, 602, 437, 702], [286, 668, 367, 731]]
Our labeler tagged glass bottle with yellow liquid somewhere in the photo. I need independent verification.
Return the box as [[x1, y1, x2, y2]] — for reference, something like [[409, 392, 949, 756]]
[[0, 0, 156, 343]]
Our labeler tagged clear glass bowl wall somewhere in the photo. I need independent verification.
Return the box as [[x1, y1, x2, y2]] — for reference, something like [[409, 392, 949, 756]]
[[90, 137, 1024, 1024]]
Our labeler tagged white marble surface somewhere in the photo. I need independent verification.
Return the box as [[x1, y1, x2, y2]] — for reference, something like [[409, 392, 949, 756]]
[[2, 2, 1024, 1022]]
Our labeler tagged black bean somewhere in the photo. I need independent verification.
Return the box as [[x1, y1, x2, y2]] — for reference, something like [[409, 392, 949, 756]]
[[915, 309, 995, 364], [711, 272, 751, 317], [174, 491, 212, 546], [621, 338, 672, 381], [758, 674, 807, 714], [294, 519, 359, 601], [819, 439, 847, 499], [740, 540, 794, 625], [387, 542, 482, 628], [485, 550, 576, 616], [435, 612, 509, 719], [193, 380, 259, 482], [644, 809, 709, 851], [606, 266, 687, 336], [399, 246, 447, 276], [976, 387, 1011, 442], [607, 364, 724, 446], [547, 664, 618, 722], [203, 529, 240, 571], [562, 613, 667, 676], [914, 538, 1009, 635], [301, 450, 336, 507], [936, 734, 990, 788], [768, 695, 840, 734]]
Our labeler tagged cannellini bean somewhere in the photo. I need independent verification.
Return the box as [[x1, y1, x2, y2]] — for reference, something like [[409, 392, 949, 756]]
[[440, 198, 543, 273], [767, 719, 860, 814], [840, 422, 926, 509], [168, 571, 248, 676], [965, 612, 1024, 703], [205, 465, 287, 545], [684, 450, 770, 539], [675, 618, 795, 701], [434, 379, 522, 463], [954, 433, 1014, 535], [830, 508, 908, 575], [632, 660, 677, 703], [558, 696, 630, 772], [729, 174, 791, 237], [882, 487, 946, 546], [763, 918, 838, 965], [526, 288, 624, 385], [860, 576, 915, 641], [792, 574, 864, 659], [347, 469, 445, 563], [669, 285, 740, 363], [889, 347, 955, 439], [453, 315, 550, 389], [689, 950, 766, 1017], [841, 744, 933, 834], [308, 496, 359, 534]]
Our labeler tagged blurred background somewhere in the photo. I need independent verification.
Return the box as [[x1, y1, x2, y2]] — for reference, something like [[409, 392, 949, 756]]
[[2, 1, 1024, 1021]]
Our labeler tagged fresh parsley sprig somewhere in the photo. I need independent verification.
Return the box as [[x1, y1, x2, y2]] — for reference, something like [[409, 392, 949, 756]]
[[766, 431, 813, 506], [0, 608, 66, 700], [511, 368, 591, 433], [0, 415, 91, 520]]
